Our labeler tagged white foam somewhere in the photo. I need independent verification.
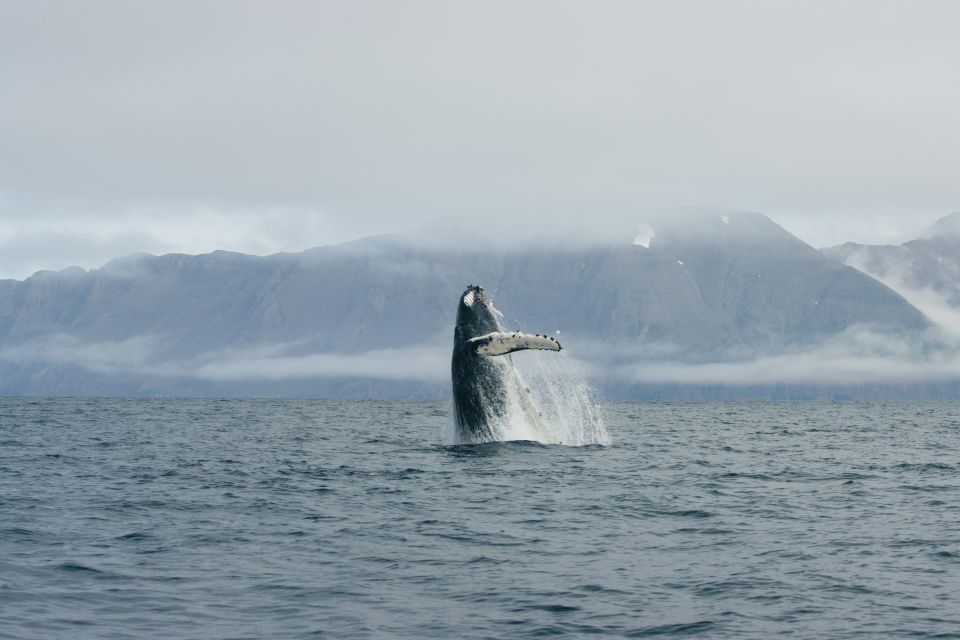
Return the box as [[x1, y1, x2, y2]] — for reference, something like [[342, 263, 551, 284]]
[[445, 352, 609, 447], [512, 354, 610, 446]]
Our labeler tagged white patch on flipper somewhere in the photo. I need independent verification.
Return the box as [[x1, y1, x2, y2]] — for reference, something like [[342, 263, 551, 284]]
[[469, 331, 563, 356], [463, 291, 475, 307]]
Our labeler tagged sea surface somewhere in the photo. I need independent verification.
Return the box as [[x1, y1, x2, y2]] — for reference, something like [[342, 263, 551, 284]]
[[2, 398, 960, 639]]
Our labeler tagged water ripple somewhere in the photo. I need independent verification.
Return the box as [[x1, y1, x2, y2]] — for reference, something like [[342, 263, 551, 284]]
[[1, 399, 960, 639]]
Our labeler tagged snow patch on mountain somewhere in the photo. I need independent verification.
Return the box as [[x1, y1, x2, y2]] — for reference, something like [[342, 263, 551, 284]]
[[633, 224, 654, 248]]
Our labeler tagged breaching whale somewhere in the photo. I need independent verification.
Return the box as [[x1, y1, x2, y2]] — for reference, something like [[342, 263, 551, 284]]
[[451, 285, 562, 443]]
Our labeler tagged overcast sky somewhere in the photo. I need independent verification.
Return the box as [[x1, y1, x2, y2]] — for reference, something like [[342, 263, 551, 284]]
[[2, 0, 959, 279]]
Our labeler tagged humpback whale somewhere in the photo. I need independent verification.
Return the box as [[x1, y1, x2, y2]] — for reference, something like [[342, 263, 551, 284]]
[[451, 285, 562, 443]]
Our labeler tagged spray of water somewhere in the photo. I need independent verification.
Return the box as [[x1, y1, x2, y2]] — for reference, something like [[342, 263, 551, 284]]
[[444, 351, 610, 446], [513, 352, 611, 446]]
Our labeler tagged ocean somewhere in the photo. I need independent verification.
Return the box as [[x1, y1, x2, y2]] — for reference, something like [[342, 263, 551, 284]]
[[2, 398, 959, 639]]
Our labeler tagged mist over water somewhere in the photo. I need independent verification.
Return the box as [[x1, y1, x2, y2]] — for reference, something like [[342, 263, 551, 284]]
[[3, 398, 960, 639]]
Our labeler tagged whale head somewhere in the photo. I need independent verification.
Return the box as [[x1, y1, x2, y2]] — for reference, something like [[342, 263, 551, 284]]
[[456, 285, 501, 341]]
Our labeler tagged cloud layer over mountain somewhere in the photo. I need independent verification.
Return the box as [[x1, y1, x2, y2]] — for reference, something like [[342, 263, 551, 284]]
[[3, 1, 960, 277]]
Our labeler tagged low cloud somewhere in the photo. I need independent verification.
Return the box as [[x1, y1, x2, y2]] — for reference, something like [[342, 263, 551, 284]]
[[595, 330, 958, 386], [0, 334, 170, 375], [192, 345, 448, 383], [560, 324, 960, 387], [0, 334, 449, 383], [0, 201, 365, 280], [840, 247, 960, 338], [5, 324, 960, 391]]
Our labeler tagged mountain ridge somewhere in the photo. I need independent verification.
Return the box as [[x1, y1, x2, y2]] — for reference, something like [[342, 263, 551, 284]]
[[823, 212, 960, 311], [0, 210, 938, 398]]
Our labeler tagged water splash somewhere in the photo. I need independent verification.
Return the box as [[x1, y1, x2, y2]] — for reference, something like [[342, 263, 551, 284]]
[[514, 353, 611, 446], [444, 352, 610, 446]]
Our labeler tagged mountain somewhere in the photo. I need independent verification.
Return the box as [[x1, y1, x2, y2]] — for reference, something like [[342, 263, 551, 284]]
[[0, 210, 931, 398], [823, 212, 960, 310]]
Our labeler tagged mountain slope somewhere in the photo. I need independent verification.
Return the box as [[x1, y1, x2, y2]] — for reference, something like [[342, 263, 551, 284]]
[[823, 212, 960, 311], [0, 210, 930, 397]]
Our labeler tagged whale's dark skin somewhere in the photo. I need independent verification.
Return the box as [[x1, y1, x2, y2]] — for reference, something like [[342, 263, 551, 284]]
[[451, 285, 561, 443]]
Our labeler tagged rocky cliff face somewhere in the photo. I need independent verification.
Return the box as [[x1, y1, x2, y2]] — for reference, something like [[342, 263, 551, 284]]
[[0, 210, 930, 397]]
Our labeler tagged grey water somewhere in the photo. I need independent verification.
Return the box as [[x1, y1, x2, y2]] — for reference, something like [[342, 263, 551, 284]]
[[2, 399, 960, 639]]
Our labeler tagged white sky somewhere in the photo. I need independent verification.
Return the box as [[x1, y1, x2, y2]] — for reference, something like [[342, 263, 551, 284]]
[[2, 0, 959, 279]]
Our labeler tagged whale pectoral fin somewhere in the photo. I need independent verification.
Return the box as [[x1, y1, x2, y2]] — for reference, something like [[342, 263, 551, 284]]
[[468, 332, 563, 356]]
